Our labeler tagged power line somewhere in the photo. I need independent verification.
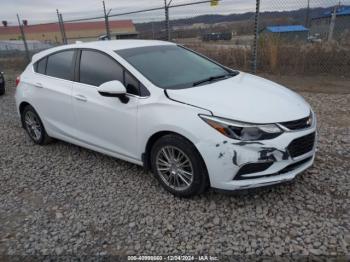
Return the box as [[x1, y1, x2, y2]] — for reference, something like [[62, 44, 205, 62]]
[[61, 0, 220, 23]]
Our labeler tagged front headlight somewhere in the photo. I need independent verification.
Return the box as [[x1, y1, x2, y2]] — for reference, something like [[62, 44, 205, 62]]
[[199, 115, 283, 141]]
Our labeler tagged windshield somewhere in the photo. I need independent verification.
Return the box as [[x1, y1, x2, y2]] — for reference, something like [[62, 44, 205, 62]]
[[116, 45, 237, 89]]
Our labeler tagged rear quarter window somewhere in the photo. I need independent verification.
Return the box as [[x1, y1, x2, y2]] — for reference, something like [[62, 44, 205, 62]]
[[34, 57, 47, 74]]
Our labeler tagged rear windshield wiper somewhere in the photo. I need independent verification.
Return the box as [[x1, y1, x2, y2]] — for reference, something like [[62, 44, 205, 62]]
[[192, 73, 233, 87]]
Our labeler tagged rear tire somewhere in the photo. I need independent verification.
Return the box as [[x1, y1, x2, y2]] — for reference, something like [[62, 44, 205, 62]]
[[21, 105, 52, 145], [0, 83, 5, 96], [150, 134, 209, 197]]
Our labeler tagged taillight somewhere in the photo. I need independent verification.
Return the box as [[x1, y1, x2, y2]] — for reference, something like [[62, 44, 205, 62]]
[[16, 76, 20, 87]]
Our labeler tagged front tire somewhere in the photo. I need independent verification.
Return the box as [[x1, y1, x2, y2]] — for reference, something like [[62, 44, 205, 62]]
[[150, 134, 209, 197], [21, 105, 52, 145]]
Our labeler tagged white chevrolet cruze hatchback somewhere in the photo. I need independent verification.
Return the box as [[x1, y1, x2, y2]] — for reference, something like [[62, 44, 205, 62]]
[[15, 40, 317, 197]]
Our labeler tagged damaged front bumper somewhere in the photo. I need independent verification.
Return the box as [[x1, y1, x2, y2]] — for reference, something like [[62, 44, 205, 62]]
[[196, 125, 317, 191]]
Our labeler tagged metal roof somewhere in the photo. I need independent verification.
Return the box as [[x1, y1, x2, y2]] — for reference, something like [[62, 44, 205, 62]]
[[313, 6, 350, 19], [0, 20, 134, 35], [265, 25, 309, 33]]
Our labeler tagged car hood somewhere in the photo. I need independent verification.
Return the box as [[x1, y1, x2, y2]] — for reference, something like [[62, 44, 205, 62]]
[[166, 72, 311, 123]]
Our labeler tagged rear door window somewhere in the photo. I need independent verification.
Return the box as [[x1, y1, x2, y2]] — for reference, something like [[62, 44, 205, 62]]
[[46, 50, 75, 80]]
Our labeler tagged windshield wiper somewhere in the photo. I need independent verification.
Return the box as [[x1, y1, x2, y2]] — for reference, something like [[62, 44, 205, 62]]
[[192, 74, 231, 87]]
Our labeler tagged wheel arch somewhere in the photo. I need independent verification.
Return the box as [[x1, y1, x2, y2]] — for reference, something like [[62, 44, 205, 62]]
[[19, 101, 32, 127], [143, 131, 171, 170], [19, 101, 31, 114], [143, 131, 209, 183]]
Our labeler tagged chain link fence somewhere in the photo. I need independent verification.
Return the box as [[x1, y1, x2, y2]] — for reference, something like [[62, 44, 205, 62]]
[[169, 1, 257, 73], [257, 0, 350, 76], [1, 0, 349, 77]]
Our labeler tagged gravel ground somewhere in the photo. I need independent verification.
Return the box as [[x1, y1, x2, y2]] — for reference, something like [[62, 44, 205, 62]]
[[0, 71, 349, 259]]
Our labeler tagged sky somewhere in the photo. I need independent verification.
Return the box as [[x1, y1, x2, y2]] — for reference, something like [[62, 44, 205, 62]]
[[0, 0, 348, 25]]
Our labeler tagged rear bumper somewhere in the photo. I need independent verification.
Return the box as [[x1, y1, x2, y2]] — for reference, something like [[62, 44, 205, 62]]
[[196, 124, 317, 191]]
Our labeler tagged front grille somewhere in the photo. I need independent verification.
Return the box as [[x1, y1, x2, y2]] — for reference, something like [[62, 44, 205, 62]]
[[234, 162, 273, 180], [280, 116, 311, 130], [287, 132, 316, 158]]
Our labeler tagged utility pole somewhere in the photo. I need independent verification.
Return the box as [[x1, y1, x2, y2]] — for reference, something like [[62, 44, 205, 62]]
[[56, 9, 67, 44], [59, 13, 67, 44], [305, 0, 310, 28], [56, 9, 64, 43], [252, 0, 260, 74], [17, 14, 30, 63], [328, 5, 338, 41], [103, 1, 111, 40], [152, 20, 155, 39], [164, 0, 172, 41]]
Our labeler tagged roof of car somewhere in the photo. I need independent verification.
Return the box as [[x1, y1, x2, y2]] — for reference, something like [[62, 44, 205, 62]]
[[73, 39, 175, 50], [32, 40, 175, 62]]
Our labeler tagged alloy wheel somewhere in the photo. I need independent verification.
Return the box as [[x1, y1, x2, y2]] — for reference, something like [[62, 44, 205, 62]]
[[156, 146, 194, 191], [24, 111, 42, 142]]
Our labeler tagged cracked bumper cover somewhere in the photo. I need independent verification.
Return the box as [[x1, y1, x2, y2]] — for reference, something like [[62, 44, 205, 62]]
[[195, 125, 317, 191]]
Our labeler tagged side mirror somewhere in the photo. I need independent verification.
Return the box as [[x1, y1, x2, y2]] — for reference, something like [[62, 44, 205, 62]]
[[96, 80, 129, 103]]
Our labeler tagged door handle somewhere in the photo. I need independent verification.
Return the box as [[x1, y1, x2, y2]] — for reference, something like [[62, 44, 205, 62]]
[[34, 82, 43, 88], [74, 94, 87, 102]]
